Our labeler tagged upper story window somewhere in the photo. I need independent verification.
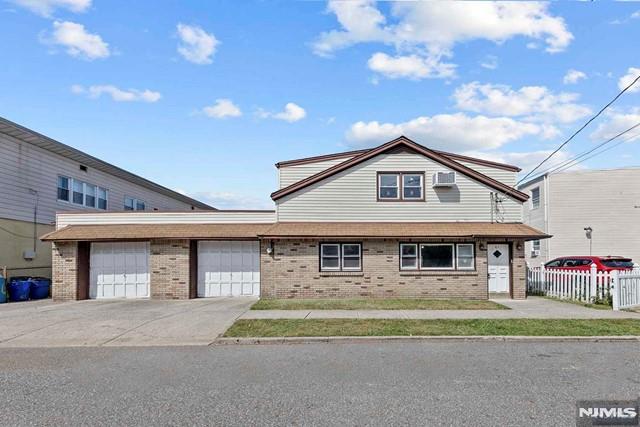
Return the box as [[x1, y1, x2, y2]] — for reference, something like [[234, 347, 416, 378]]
[[378, 172, 424, 201], [531, 187, 540, 209], [57, 175, 108, 210], [125, 196, 146, 211], [320, 243, 362, 271]]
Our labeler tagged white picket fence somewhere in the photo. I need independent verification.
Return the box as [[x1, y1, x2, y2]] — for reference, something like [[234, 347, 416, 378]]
[[527, 263, 640, 311]]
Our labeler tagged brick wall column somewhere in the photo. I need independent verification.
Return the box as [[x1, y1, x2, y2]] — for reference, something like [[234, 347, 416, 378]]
[[512, 239, 527, 299], [149, 239, 191, 300], [51, 241, 79, 301]]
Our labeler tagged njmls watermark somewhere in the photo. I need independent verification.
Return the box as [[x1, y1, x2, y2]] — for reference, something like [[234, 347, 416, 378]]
[[577, 400, 639, 426]]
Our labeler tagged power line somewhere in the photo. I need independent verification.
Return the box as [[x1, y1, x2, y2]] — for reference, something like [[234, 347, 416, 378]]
[[524, 120, 640, 181], [548, 131, 640, 175], [516, 72, 640, 186]]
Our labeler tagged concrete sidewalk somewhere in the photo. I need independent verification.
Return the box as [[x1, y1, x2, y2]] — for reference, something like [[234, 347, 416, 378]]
[[240, 297, 640, 320]]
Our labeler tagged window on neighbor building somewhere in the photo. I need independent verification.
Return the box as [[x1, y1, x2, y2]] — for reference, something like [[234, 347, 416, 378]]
[[378, 173, 424, 201], [531, 187, 540, 209], [124, 196, 146, 211], [532, 240, 540, 251], [320, 243, 362, 271], [57, 176, 108, 210]]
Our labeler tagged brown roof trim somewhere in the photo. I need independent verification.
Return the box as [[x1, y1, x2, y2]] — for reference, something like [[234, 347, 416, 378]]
[[275, 149, 369, 168], [276, 147, 520, 172], [55, 209, 275, 215], [270, 136, 529, 202]]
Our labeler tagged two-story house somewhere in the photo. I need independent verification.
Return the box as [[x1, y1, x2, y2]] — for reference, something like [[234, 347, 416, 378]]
[[0, 117, 213, 280], [43, 136, 548, 301], [519, 168, 640, 266]]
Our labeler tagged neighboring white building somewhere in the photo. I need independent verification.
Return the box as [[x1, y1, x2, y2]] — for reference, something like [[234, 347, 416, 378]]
[[0, 117, 213, 279], [519, 168, 640, 266]]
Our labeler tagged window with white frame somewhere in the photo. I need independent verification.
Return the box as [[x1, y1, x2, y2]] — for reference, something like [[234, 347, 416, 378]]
[[378, 172, 424, 201], [400, 243, 475, 271], [420, 244, 455, 270], [124, 196, 146, 211], [320, 243, 362, 271], [531, 187, 540, 209], [400, 243, 418, 269], [57, 175, 108, 210], [456, 243, 475, 270]]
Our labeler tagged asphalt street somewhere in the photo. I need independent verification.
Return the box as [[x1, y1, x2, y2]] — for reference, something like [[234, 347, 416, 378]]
[[1, 341, 639, 426]]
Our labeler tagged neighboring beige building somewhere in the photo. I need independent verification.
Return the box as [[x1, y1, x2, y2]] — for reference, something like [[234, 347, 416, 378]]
[[44, 136, 548, 302], [0, 117, 213, 280], [519, 168, 640, 266]]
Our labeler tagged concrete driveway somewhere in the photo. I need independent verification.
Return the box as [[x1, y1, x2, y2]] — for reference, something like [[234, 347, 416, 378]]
[[0, 297, 256, 348]]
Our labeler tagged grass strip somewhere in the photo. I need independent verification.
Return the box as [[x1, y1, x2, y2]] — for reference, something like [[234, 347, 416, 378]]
[[224, 319, 640, 338], [251, 298, 508, 311], [543, 296, 612, 310]]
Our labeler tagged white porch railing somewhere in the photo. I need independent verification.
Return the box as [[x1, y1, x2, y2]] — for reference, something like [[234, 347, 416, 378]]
[[526, 263, 640, 311]]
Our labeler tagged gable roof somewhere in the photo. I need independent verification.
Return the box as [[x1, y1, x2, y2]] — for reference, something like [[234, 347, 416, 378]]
[[0, 116, 214, 210], [276, 147, 521, 172], [271, 136, 529, 202]]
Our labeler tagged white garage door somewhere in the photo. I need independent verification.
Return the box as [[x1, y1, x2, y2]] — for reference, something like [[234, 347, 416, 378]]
[[198, 241, 260, 297], [90, 242, 150, 299]]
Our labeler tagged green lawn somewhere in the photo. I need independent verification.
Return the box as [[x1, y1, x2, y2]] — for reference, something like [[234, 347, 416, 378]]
[[224, 319, 640, 338], [543, 296, 612, 310], [251, 298, 508, 311]]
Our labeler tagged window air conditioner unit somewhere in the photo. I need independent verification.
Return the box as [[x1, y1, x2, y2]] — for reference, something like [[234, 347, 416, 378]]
[[531, 250, 540, 257], [432, 171, 456, 187]]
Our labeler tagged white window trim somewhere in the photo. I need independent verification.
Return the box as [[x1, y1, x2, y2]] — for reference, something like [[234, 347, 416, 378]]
[[378, 173, 400, 200], [402, 174, 424, 200], [125, 196, 147, 211], [58, 175, 108, 210], [97, 187, 109, 210], [341, 244, 362, 271], [531, 187, 540, 209], [455, 243, 475, 270], [57, 175, 71, 203], [419, 243, 455, 271], [400, 243, 419, 270], [320, 244, 341, 271]]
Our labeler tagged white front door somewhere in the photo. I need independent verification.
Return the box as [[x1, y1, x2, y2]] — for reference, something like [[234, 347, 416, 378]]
[[488, 243, 510, 294], [90, 242, 150, 299], [198, 241, 260, 297]]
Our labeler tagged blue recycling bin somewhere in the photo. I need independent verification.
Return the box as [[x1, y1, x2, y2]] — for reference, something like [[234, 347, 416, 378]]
[[0, 276, 6, 304], [29, 277, 51, 300], [8, 278, 31, 302]]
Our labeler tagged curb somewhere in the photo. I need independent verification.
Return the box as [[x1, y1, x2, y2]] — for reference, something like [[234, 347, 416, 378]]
[[213, 335, 640, 346]]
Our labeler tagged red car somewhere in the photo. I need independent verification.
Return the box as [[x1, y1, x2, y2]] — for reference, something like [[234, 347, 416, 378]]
[[544, 256, 635, 272]]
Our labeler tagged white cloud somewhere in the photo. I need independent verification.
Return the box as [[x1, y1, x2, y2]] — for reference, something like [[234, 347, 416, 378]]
[[367, 52, 455, 80], [45, 20, 109, 60], [202, 99, 242, 119], [618, 67, 640, 93], [632, 11, 640, 19], [176, 23, 219, 65], [563, 69, 586, 84], [71, 84, 161, 102], [258, 103, 306, 123], [589, 110, 640, 143], [452, 82, 591, 124], [345, 113, 547, 151], [479, 55, 498, 70], [190, 191, 273, 210], [10, 0, 90, 17], [313, 1, 572, 80]]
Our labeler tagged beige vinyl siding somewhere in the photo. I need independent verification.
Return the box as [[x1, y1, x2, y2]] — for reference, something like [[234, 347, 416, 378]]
[[279, 157, 355, 188], [0, 132, 198, 225], [520, 176, 549, 264], [276, 152, 523, 222], [57, 211, 276, 229], [546, 169, 640, 263], [279, 157, 517, 189]]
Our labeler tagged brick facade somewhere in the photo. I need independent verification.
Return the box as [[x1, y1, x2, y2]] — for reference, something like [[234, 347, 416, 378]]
[[51, 241, 79, 301], [149, 239, 191, 300], [51, 237, 527, 301], [261, 238, 527, 300]]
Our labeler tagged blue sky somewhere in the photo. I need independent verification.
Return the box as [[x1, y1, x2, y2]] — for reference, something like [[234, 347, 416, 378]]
[[1, 0, 639, 209]]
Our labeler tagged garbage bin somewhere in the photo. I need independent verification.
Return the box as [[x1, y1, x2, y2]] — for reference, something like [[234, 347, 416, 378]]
[[8, 278, 31, 302], [0, 276, 6, 304], [29, 277, 51, 300]]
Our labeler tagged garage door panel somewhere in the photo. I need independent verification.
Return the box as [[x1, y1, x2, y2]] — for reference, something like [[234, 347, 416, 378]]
[[198, 241, 260, 297], [90, 242, 150, 299]]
